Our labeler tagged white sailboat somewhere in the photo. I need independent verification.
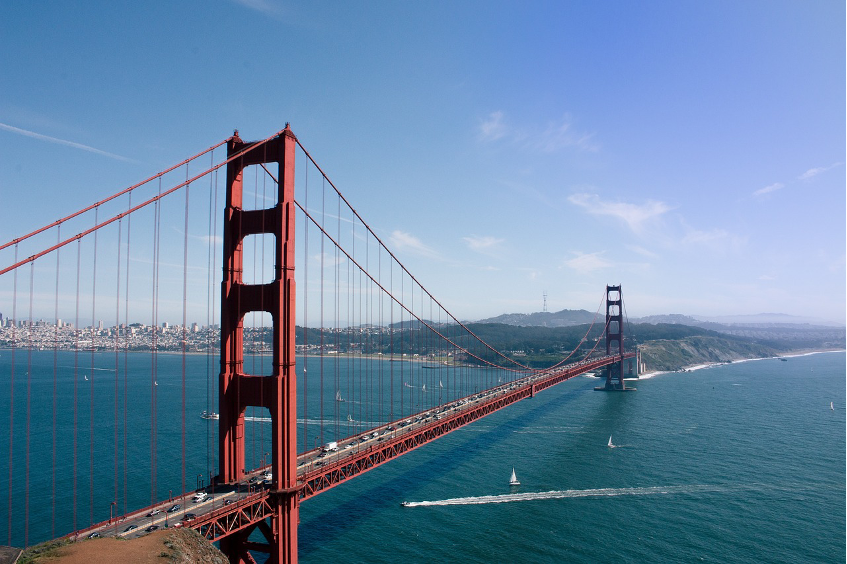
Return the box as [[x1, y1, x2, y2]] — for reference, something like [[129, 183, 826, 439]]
[[335, 390, 344, 402], [509, 468, 520, 486], [421, 383, 427, 393], [347, 414, 354, 422], [831, 402, 834, 411], [607, 435, 614, 448], [84, 375, 88, 381]]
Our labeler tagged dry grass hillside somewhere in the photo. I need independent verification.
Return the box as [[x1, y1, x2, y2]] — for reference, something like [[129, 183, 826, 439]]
[[18, 528, 226, 564]]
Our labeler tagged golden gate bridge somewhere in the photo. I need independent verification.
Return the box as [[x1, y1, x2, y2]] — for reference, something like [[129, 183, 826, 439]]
[[0, 126, 636, 563]]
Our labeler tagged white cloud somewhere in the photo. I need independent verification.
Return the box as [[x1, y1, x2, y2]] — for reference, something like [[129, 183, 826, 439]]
[[753, 182, 783, 197], [532, 115, 599, 153], [568, 193, 671, 234], [0, 122, 135, 162], [797, 163, 840, 180], [679, 226, 745, 254], [477, 112, 598, 152], [562, 251, 612, 274], [625, 244, 659, 259], [462, 234, 504, 254], [389, 230, 441, 260], [230, 0, 282, 16], [479, 111, 506, 141]]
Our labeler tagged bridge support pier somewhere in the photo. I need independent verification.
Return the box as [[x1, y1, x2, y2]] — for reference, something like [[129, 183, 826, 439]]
[[219, 126, 300, 563], [595, 285, 636, 392]]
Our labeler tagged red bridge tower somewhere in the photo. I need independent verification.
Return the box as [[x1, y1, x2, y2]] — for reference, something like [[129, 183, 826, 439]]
[[218, 126, 299, 563], [596, 284, 635, 391]]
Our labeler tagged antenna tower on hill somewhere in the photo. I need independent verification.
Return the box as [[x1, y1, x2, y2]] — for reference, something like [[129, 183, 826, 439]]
[[543, 291, 548, 313]]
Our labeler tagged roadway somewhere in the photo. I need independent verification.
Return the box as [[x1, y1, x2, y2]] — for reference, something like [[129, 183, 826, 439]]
[[73, 354, 629, 541]]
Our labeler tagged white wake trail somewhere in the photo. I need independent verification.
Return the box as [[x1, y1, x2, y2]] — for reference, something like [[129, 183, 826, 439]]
[[402, 484, 725, 507]]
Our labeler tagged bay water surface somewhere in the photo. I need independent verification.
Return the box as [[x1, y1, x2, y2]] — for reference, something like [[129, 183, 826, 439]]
[[1, 350, 844, 562]]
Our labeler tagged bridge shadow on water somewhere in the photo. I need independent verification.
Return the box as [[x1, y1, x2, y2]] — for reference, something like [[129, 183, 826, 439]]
[[295, 377, 603, 557]]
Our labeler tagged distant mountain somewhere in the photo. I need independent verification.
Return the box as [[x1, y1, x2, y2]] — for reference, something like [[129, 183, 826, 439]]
[[476, 309, 596, 327], [692, 313, 845, 327], [634, 314, 702, 325]]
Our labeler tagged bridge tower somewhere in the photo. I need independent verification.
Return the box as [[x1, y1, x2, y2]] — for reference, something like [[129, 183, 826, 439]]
[[218, 126, 299, 563], [596, 284, 634, 391]]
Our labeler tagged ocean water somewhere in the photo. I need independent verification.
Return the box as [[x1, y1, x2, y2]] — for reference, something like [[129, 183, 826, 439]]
[[296, 352, 845, 563], [1, 350, 844, 563]]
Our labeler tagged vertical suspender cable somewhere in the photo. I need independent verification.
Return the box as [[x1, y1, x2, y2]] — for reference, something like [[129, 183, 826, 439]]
[[206, 154, 214, 482], [123, 193, 132, 516], [319, 177, 325, 448], [302, 160, 308, 451], [7, 244, 16, 545], [52, 228, 61, 539], [151, 183, 161, 505], [25, 262, 33, 546], [260, 154, 267, 464], [181, 167, 190, 496], [73, 240, 81, 534], [114, 219, 122, 511], [335, 193, 340, 440], [90, 207, 98, 527]]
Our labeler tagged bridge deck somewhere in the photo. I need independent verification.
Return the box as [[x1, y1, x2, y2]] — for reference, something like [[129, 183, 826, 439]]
[[70, 353, 634, 543]]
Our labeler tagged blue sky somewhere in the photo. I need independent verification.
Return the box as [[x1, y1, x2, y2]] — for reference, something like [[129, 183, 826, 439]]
[[0, 1, 844, 324]]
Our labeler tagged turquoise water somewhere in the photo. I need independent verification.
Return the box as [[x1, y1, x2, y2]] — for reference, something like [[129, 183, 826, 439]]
[[297, 352, 845, 563], [1, 351, 844, 562]]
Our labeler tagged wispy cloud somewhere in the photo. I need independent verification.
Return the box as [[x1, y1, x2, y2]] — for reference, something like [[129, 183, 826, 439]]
[[798, 162, 841, 180], [462, 234, 504, 255], [479, 111, 506, 141], [230, 0, 282, 16], [389, 230, 441, 260], [477, 112, 598, 152], [753, 182, 783, 197], [0, 122, 135, 162], [625, 244, 659, 259], [568, 193, 671, 234], [531, 115, 599, 153], [678, 221, 745, 253], [561, 251, 612, 274]]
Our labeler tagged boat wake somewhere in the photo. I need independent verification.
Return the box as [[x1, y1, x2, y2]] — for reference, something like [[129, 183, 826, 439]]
[[401, 484, 726, 507]]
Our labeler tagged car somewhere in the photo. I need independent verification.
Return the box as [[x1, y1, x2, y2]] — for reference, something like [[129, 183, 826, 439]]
[[167, 504, 181, 513], [181, 513, 196, 522], [88, 532, 101, 538], [146, 509, 161, 517], [145, 525, 159, 532], [224, 499, 233, 505], [123, 525, 137, 532], [173, 521, 183, 528], [192, 492, 208, 503]]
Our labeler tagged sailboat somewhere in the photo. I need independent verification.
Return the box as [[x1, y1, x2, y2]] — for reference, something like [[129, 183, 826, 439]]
[[335, 390, 344, 402], [347, 414, 354, 422], [84, 375, 88, 381], [607, 435, 614, 448], [831, 402, 834, 411], [509, 468, 520, 486], [421, 384, 427, 393]]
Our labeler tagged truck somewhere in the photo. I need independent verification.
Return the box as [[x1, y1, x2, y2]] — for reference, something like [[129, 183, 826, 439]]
[[323, 441, 339, 452]]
